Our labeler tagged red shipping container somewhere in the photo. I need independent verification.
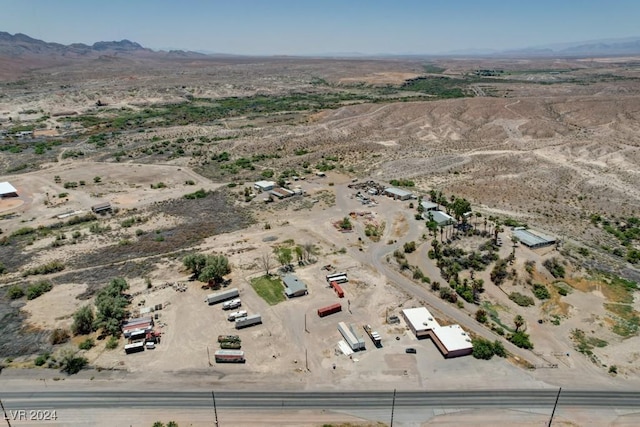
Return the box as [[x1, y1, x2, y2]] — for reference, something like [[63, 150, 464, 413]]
[[317, 303, 342, 317], [331, 281, 345, 298]]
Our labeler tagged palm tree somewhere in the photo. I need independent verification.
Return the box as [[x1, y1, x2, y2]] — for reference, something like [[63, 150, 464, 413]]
[[431, 239, 440, 259], [475, 212, 482, 229], [514, 314, 525, 333], [511, 235, 519, 257], [494, 220, 503, 244]]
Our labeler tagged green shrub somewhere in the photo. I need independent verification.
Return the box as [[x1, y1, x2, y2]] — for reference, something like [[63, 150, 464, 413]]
[[508, 331, 534, 349], [26, 281, 53, 300], [105, 336, 119, 350], [60, 351, 88, 375], [22, 261, 65, 277], [492, 340, 507, 357], [509, 292, 535, 307], [34, 352, 50, 366], [78, 338, 95, 350], [532, 283, 550, 300], [50, 328, 70, 345], [472, 338, 495, 360], [184, 188, 207, 199], [403, 241, 417, 253], [7, 285, 24, 299], [543, 258, 566, 278]]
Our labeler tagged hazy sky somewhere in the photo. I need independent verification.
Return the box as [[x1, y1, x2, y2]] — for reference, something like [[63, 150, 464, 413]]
[[2, 0, 639, 55]]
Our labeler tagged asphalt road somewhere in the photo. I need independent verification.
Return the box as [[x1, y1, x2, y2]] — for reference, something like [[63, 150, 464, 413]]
[[2, 390, 640, 410]]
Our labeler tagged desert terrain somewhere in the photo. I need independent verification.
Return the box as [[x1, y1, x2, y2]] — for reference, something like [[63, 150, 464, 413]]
[[1, 49, 639, 426]]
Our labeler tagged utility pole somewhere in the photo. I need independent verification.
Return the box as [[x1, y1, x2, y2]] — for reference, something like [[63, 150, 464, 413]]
[[304, 313, 308, 333], [390, 388, 397, 427], [1, 399, 12, 427], [305, 348, 309, 371], [548, 387, 562, 427], [211, 391, 219, 427], [207, 346, 212, 366]]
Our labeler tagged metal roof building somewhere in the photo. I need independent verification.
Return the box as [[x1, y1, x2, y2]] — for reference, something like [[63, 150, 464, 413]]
[[283, 274, 308, 298], [0, 182, 18, 198], [425, 210, 455, 226], [254, 180, 275, 192], [512, 227, 556, 248], [420, 201, 439, 211], [402, 307, 440, 338], [384, 187, 414, 200], [431, 324, 473, 358]]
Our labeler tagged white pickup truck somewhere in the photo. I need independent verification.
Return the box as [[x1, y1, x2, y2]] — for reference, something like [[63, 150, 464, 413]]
[[222, 298, 241, 310], [227, 310, 248, 321]]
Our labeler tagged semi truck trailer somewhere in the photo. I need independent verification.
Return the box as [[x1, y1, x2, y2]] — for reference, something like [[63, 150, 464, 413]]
[[235, 314, 262, 329], [206, 288, 239, 305], [214, 349, 245, 363]]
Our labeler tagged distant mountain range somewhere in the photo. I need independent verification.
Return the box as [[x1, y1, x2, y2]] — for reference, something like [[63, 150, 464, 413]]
[[1, 31, 640, 62], [0, 31, 212, 59]]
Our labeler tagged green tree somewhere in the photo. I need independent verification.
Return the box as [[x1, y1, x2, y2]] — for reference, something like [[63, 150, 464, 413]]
[[403, 241, 417, 253], [339, 216, 352, 230], [94, 278, 129, 336], [183, 253, 207, 277], [59, 349, 88, 375], [451, 197, 472, 222], [275, 246, 293, 267], [509, 331, 533, 349], [475, 309, 488, 323], [492, 340, 507, 357], [472, 338, 495, 360], [72, 305, 94, 335], [294, 245, 304, 262], [302, 242, 316, 262], [198, 255, 231, 286], [514, 314, 525, 333]]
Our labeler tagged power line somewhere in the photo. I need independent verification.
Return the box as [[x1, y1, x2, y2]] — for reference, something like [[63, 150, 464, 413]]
[[0, 399, 13, 427], [211, 391, 219, 427]]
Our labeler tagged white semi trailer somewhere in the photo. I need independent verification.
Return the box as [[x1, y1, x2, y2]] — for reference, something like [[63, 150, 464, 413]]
[[235, 314, 262, 329], [206, 288, 239, 305]]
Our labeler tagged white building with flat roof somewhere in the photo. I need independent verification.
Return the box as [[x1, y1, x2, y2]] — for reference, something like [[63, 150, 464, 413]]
[[0, 182, 18, 198], [402, 307, 440, 338], [254, 180, 275, 192], [402, 307, 472, 358], [431, 324, 473, 358]]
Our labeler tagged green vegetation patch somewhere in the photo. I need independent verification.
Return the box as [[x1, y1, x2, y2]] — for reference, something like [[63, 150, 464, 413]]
[[596, 272, 637, 304], [604, 303, 640, 337], [401, 76, 470, 98], [508, 292, 535, 307], [250, 275, 286, 305]]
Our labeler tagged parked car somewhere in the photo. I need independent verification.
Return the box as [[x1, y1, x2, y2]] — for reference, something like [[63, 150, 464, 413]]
[[405, 348, 417, 354]]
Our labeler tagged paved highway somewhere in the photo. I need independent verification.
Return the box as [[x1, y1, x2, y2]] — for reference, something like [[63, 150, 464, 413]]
[[2, 390, 640, 410]]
